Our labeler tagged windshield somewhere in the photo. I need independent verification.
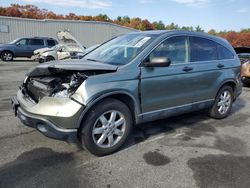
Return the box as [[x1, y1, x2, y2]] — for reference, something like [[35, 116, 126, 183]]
[[9, 38, 20, 44], [84, 34, 156, 65]]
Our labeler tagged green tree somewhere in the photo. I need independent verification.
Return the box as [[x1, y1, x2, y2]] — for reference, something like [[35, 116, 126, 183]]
[[181, 26, 194, 31], [95, 14, 111, 22], [152, 21, 165, 30], [165, 22, 179, 30], [195, 25, 204, 32]]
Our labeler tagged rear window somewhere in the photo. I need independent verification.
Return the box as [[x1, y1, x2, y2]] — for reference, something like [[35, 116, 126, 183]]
[[28, 39, 44, 45], [217, 45, 234, 60], [47, 40, 56, 47], [190, 37, 217, 62]]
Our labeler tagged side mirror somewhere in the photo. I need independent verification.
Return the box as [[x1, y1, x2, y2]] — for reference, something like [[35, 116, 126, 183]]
[[143, 57, 171, 67], [16, 43, 20, 46]]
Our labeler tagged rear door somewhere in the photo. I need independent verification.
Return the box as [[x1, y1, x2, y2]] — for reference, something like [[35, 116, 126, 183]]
[[27, 39, 45, 57], [140, 36, 197, 121], [189, 36, 227, 103]]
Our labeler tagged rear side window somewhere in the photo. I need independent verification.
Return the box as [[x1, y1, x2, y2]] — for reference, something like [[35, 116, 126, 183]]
[[190, 37, 217, 62], [47, 40, 56, 47], [217, 44, 234, 60], [28, 39, 44, 45]]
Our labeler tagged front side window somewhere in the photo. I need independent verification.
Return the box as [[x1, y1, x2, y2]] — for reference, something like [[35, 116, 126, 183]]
[[190, 37, 217, 62], [16, 39, 28, 45], [148, 36, 189, 64], [28, 39, 44, 46], [217, 44, 234, 60], [84, 34, 156, 65]]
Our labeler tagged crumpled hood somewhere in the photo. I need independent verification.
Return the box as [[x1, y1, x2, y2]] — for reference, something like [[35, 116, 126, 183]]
[[57, 31, 85, 53], [26, 59, 118, 77]]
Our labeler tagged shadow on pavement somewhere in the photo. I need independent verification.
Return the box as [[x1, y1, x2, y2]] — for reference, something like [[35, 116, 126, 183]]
[[0, 148, 79, 188], [124, 97, 247, 149]]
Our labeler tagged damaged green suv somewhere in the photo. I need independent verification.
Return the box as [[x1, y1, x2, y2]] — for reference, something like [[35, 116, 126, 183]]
[[12, 31, 242, 156]]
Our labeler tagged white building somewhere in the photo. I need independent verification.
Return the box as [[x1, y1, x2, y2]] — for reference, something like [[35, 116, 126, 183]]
[[0, 16, 137, 47]]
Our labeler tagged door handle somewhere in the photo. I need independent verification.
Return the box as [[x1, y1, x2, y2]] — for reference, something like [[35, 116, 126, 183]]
[[182, 66, 193, 72], [217, 63, 224, 68]]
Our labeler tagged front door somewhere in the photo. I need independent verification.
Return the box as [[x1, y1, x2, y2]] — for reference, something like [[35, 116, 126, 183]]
[[14, 38, 30, 57], [140, 36, 196, 121]]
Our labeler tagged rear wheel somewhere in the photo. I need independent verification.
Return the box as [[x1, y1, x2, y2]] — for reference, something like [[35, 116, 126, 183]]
[[80, 99, 132, 156], [208, 85, 233, 119], [1, 51, 13, 61]]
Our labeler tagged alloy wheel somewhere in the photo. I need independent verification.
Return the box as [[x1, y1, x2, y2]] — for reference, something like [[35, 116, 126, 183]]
[[2, 52, 13, 61], [92, 110, 126, 148], [217, 90, 232, 115]]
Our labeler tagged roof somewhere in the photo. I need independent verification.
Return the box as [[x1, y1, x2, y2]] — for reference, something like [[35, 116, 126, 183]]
[[15, 36, 57, 40]]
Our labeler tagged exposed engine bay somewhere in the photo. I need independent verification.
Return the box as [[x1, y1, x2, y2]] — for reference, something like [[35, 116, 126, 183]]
[[21, 69, 113, 103]]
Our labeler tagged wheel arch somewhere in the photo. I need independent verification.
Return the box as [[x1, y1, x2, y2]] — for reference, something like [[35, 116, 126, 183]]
[[45, 55, 55, 61], [217, 80, 237, 100], [76, 91, 141, 130]]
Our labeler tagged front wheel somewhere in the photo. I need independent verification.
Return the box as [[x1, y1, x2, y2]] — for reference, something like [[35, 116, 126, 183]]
[[45, 56, 55, 62], [208, 85, 233, 119], [38, 58, 45, 63], [80, 99, 132, 156]]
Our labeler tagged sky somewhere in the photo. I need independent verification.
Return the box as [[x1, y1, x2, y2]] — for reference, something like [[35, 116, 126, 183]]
[[0, 0, 249, 31]]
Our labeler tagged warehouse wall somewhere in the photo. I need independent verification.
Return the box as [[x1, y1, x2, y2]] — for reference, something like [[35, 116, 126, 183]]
[[0, 16, 138, 47]]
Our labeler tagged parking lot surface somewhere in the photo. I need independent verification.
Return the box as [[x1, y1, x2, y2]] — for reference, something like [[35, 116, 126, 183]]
[[0, 60, 250, 188]]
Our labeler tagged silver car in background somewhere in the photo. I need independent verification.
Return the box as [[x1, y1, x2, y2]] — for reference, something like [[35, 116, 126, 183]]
[[33, 30, 86, 63]]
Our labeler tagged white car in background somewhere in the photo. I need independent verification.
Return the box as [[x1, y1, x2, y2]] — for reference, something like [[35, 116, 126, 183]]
[[33, 30, 86, 63]]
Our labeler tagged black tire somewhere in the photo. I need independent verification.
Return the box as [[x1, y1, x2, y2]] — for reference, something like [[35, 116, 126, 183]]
[[80, 98, 132, 156], [38, 59, 45, 63], [242, 82, 250, 88], [45, 56, 55, 62], [208, 85, 233, 119], [1, 51, 13, 61]]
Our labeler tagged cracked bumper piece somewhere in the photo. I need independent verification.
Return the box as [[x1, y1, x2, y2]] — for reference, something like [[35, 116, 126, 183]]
[[11, 97, 78, 141]]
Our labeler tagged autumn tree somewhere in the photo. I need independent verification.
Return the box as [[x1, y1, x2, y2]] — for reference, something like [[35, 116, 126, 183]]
[[208, 29, 216, 35], [46, 11, 58, 19], [79, 16, 93, 21], [65, 13, 79, 20]]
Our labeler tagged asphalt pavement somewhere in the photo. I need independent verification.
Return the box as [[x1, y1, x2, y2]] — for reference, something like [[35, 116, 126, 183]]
[[0, 60, 250, 188]]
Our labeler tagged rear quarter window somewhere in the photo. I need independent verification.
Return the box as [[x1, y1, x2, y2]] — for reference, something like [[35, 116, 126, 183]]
[[217, 45, 234, 60], [190, 36, 217, 62]]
